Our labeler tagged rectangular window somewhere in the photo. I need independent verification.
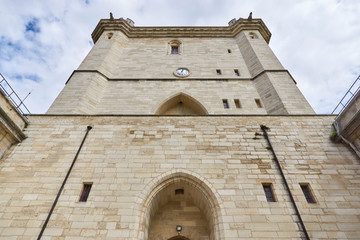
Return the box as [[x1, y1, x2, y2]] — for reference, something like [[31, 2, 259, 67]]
[[216, 69, 222, 75], [262, 183, 276, 202], [227, 49, 231, 53], [234, 99, 241, 108], [79, 183, 92, 202], [255, 98, 263, 108], [234, 69, 240, 76], [222, 99, 229, 109], [300, 184, 316, 203], [171, 46, 179, 54]]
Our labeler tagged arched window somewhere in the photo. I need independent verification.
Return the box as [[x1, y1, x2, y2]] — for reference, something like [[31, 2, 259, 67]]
[[168, 40, 182, 55]]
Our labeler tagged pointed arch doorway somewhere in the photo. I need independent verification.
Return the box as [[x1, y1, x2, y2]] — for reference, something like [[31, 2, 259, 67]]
[[139, 171, 222, 240], [155, 93, 208, 115], [168, 236, 190, 240]]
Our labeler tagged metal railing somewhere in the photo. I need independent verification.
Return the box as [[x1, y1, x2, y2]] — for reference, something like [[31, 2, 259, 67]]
[[0, 73, 31, 115], [332, 74, 360, 115]]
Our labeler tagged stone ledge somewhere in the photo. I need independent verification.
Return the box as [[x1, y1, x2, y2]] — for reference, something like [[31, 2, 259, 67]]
[[91, 18, 272, 44]]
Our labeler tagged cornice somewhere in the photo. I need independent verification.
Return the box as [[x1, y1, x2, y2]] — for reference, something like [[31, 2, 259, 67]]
[[91, 18, 272, 43]]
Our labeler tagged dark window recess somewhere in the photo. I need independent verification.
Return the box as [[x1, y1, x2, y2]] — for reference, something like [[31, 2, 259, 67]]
[[216, 69, 222, 75], [234, 69, 240, 76], [255, 98, 263, 108], [171, 46, 179, 54], [79, 183, 92, 202], [227, 49, 231, 53], [175, 189, 184, 195], [222, 99, 229, 109], [234, 99, 241, 108], [300, 184, 316, 203], [263, 184, 276, 202]]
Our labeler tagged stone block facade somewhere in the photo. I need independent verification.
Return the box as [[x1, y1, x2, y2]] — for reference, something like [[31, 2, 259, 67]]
[[0, 90, 27, 159], [0, 115, 359, 239], [1, 16, 358, 240]]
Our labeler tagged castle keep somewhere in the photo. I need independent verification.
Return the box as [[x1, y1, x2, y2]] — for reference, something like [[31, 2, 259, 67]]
[[0, 15, 359, 239]]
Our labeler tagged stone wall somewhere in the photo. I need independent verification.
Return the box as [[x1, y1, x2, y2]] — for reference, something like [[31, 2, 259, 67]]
[[47, 30, 314, 115], [0, 115, 358, 239], [0, 90, 27, 159]]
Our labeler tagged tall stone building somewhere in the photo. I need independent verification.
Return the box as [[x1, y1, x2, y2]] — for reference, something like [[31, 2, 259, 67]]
[[0, 14, 359, 240]]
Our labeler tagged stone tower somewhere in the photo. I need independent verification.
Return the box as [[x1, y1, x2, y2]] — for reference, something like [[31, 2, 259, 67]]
[[0, 15, 359, 240]]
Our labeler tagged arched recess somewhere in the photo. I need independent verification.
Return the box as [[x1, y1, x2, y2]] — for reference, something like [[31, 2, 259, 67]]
[[155, 93, 208, 115], [135, 170, 224, 240], [168, 236, 190, 240]]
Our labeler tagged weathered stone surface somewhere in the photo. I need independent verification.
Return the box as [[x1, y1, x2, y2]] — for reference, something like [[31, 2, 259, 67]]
[[0, 115, 358, 239]]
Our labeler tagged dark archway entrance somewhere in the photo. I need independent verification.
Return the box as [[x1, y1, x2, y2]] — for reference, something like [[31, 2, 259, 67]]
[[168, 236, 190, 240], [155, 93, 208, 115]]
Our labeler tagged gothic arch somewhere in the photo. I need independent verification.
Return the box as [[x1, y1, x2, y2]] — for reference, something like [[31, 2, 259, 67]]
[[135, 170, 224, 240], [168, 236, 190, 240], [155, 92, 208, 115]]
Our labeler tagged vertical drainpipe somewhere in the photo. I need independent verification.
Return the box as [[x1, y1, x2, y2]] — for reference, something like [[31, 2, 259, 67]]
[[260, 125, 310, 240], [37, 125, 93, 240]]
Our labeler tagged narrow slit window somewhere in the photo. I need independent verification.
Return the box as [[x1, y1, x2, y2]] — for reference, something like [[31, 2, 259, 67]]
[[234, 69, 240, 76], [171, 45, 179, 54], [300, 184, 316, 203], [262, 183, 276, 202], [234, 99, 241, 108], [222, 99, 229, 109], [79, 183, 92, 202], [216, 69, 222, 75], [227, 49, 231, 53], [255, 98, 263, 108]]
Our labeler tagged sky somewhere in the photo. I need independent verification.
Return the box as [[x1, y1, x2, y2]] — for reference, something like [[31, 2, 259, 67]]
[[0, 0, 359, 114]]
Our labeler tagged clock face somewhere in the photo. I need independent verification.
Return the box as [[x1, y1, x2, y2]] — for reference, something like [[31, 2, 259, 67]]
[[174, 68, 190, 77]]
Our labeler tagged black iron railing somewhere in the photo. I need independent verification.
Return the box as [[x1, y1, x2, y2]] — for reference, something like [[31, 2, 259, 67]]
[[332, 74, 360, 115], [0, 73, 31, 115]]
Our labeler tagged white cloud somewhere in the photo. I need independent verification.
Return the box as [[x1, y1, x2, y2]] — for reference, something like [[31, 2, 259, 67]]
[[0, 0, 359, 113]]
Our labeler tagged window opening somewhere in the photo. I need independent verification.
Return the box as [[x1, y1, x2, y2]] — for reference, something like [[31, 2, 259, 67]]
[[255, 98, 263, 108], [79, 183, 92, 202], [171, 45, 179, 54], [300, 184, 316, 203], [175, 189, 184, 195], [262, 183, 276, 202], [234, 69, 240, 76], [249, 32, 258, 39], [227, 49, 231, 53], [222, 99, 229, 109], [106, 32, 114, 39], [234, 99, 241, 108], [216, 69, 222, 75]]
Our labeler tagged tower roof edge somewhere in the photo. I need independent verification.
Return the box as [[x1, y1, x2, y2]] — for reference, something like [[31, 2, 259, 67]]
[[91, 18, 272, 43]]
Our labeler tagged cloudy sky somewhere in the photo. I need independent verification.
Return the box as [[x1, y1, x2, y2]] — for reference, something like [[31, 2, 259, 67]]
[[0, 0, 359, 114]]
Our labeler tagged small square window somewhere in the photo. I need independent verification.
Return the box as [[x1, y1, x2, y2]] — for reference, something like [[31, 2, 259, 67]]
[[175, 189, 184, 195], [79, 183, 92, 202], [255, 98, 263, 108], [300, 184, 316, 203], [234, 69, 240, 76], [216, 69, 222, 75], [171, 46, 179, 54], [234, 99, 241, 108], [227, 49, 231, 53], [222, 99, 229, 109], [262, 183, 276, 202]]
